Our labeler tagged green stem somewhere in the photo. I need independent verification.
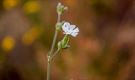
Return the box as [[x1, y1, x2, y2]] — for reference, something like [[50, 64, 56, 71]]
[[47, 57, 51, 80], [48, 13, 60, 56], [47, 14, 61, 80], [49, 30, 58, 55], [50, 49, 60, 60]]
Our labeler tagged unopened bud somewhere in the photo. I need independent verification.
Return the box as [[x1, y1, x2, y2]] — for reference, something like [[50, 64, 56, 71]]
[[57, 35, 70, 49], [57, 2, 68, 15], [56, 21, 65, 31]]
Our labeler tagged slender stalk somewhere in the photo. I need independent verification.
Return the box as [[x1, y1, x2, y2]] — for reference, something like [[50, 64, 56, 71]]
[[47, 14, 61, 80], [47, 57, 51, 80], [49, 30, 58, 55], [50, 49, 60, 60], [48, 14, 60, 56]]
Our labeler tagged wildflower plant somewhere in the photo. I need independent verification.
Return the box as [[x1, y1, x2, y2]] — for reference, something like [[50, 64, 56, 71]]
[[47, 2, 79, 80]]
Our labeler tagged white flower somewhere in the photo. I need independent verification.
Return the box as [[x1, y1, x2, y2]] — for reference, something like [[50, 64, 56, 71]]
[[62, 22, 79, 37]]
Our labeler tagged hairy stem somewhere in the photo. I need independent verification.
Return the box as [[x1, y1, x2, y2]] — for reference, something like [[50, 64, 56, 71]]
[[47, 14, 61, 80]]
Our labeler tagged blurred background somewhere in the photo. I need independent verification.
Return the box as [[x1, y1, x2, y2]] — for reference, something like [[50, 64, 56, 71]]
[[0, 0, 135, 80]]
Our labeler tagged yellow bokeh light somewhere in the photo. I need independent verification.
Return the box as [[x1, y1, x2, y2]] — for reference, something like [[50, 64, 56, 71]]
[[3, 0, 19, 10], [22, 27, 40, 46], [1, 36, 15, 52], [23, 1, 40, 14]]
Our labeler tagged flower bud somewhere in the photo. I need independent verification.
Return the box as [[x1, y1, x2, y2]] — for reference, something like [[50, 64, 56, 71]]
[[57, 2, 68, 15], [57, 35, 69, 49], [56, 21, 65, 31]]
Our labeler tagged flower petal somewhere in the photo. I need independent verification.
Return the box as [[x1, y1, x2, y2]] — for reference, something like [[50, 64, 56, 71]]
[[70, 25, 76, 30], [62, 22, 70, 34], [71, 32, 78, 37], [62, 22, 79, 37], [73, 27, 79, 33]]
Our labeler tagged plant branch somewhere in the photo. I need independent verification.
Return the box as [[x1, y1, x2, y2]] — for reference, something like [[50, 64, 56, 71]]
[[50, 49, 60, 60], [47, 14, 61, 80]]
